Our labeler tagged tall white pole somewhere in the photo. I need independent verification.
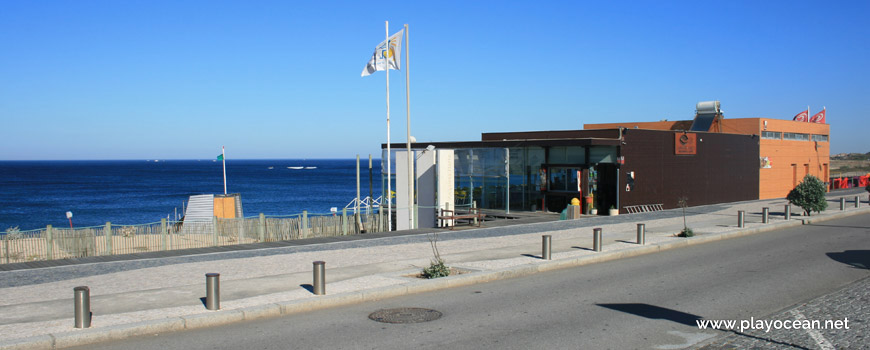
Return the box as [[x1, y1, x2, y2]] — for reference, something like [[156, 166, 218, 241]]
[[385, 21, 392, 231], [404, 23, 413, 229], [222, 146, 227, 195]]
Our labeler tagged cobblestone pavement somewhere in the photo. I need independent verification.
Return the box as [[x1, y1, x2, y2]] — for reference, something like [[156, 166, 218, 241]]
[[695, 275, 870, 350]]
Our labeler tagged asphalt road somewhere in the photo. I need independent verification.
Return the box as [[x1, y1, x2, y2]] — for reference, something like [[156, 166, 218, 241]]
[[72, 214, 870, 350]]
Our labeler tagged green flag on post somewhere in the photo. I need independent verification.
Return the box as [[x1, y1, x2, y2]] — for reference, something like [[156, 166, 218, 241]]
[[217, 154, 223, 161]]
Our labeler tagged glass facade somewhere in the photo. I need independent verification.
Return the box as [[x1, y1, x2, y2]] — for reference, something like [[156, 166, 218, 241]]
[[383, 144, 618, 213]]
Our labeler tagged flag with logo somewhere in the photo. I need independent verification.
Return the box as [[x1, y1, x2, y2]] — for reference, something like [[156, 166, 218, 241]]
[[217, 154, 223, 161], [792, 109, 809, 122], [809, 108, 826, 123], [361, 29, 404, 77]]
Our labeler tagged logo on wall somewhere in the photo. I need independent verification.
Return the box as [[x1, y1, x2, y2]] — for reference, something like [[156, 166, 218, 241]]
[[675, 133, 697, 155], [760, 157, 772, 169]]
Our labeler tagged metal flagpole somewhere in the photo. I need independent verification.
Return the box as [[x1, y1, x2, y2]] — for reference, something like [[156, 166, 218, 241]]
[[404, 23, 413, 229], [222, 146, 227, 195], [385, 21, 392, 231]]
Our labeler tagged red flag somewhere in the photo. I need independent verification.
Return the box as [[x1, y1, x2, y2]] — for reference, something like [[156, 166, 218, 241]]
[[810, 109, 826, 123], [793, 110, 809, 122]]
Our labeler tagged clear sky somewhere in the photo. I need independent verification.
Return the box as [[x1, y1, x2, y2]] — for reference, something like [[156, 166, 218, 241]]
[[1, 0, 867, 160]]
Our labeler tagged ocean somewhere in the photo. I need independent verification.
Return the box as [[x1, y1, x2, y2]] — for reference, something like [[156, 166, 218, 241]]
[[0, 159, 384, 231]]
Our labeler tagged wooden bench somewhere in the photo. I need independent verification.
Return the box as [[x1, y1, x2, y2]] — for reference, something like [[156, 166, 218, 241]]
[[438, 208, 485, 229]]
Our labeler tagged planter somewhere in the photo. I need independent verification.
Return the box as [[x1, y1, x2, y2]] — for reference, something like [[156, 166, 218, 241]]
[[609, 209, 619, 216], [590, 209, 598, 215]]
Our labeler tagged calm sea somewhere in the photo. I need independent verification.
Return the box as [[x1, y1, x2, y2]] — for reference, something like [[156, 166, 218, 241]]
[[0, 159, 384, 231]]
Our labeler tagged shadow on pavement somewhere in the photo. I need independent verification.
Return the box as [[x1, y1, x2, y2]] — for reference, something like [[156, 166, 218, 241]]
[[300, 284, 315, 294], [596, 303, 701, 327], [826, 250, 870, 269]]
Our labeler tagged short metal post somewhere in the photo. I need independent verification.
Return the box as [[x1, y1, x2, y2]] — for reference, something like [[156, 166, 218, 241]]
[[762, 207, 769, 224], [784, 205, 791, 220], [472, 201, 478, 226], [637, 223, 645, 245], [738, 211, 745, 228], [855, 196, 860, 208], [593, 228, 602, 252], [542, 235, 551, 260], [313, 261, 326, 295], [74, 286, 91, 328], [205, 273, 220, 310], [840, 197, 845, 211]]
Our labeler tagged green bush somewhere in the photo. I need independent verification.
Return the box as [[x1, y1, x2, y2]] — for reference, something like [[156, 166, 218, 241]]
[[787, 175, 828, 216], [422, 259, 450, 279], [678, 227, 694, 237]]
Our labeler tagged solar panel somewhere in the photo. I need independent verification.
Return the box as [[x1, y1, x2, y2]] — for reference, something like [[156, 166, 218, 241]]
[[690, 113, 717, 132]]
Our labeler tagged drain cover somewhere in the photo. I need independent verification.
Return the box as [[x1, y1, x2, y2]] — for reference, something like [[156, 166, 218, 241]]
[[368, 308, 442, 324]]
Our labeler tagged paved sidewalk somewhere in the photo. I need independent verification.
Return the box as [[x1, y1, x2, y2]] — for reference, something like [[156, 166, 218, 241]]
[[1, 190, 867, 349]]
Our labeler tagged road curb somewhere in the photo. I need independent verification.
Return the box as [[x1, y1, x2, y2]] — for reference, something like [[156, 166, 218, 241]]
[[2, 207, 867, 350]]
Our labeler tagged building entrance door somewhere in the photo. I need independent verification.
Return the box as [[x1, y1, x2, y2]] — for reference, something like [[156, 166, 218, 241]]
[[594, 163, 618, 213]]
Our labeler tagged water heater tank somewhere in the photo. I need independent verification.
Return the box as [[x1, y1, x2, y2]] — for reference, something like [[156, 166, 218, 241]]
[[696, 101, 721, 114]]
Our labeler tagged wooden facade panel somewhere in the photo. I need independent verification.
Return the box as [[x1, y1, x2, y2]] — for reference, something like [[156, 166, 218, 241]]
[[618, 129, 759, 211]]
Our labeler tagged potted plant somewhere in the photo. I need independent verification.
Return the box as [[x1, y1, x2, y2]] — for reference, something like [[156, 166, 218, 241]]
[[590, 207, 598, 215], [608, 205, 619, 216]]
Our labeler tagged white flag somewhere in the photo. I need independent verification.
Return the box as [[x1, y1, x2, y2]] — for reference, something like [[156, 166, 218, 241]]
[[361, 29, 404, 77]]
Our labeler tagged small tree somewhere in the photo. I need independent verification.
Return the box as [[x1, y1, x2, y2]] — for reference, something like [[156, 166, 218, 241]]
[[787, 175, 828, 216], [677, 197, 693, 237], [422, 233, 450, 279]]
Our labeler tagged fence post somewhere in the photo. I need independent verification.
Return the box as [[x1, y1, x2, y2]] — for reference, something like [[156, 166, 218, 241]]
[[413, 204, 419, 229], [46, 225, 54, 260], [258, 213, 265, 242], [342, 208, 348, 235], [104, 222, 112, 255], [161, 219, 168, 251], [302, 211, 309, 238], [237, 217, 245, 243], [378, 205, 383, 232], [3, 233, 8, 264], [212, 216, 218, 246]]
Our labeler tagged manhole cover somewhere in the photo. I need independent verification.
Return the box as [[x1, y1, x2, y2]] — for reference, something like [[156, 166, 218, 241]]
[[368, 308, 442, 324]]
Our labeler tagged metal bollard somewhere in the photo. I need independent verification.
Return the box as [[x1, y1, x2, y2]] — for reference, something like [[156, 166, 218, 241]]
[[738, 211, 745, 228], [856, 196, 860, 208], [637, 224, 645, 245], [762, 207, 769, 224], [542, 235, 552, 260], [313, 261, 326, 295], [74, 286, 91, 328], [784, 205, 791, 220], [840, 197, 845, 211], [593, 228, 602, 252], [205, 273, 220, 310]]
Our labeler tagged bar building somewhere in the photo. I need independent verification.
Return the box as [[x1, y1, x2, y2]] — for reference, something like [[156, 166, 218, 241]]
[[383, 101, 830, 229]]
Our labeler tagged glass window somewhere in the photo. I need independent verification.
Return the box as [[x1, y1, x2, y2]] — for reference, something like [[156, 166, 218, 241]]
[[812, 134, 829, 142], [761, 131, 781, 140], [589, 146, 617, 163], [783, 132, 810, 141], [548, 167, 581, 192], [547, 146, 585, 164]]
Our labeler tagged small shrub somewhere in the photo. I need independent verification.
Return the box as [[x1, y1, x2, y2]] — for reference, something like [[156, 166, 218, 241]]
[[678, 227, 694, 237], [787, 175, 828, 216], [5, 226, 22, 240], [421, 233, 450, 279], [422, 260, 450, 279]]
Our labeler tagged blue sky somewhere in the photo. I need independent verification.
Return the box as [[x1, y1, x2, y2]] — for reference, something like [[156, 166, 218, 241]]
[[1, 0, 867, 160]]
